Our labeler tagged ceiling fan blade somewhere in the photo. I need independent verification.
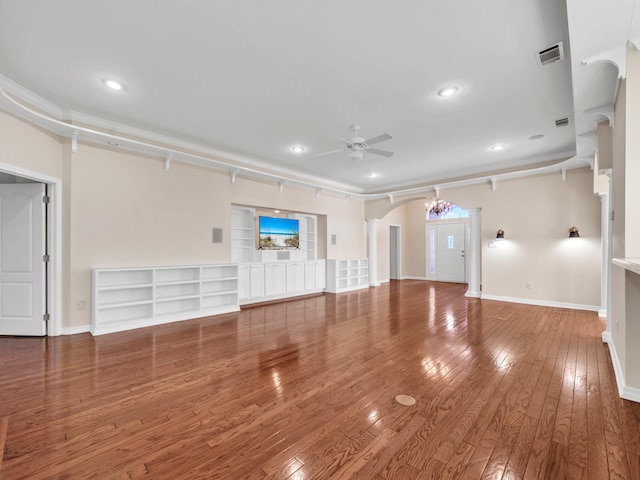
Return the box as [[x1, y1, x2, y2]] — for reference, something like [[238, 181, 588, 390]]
[[336, 136, 353, 145], [368, 148, 394, 157], [316, 148, 347, 157], [363, 133, 393, 146]]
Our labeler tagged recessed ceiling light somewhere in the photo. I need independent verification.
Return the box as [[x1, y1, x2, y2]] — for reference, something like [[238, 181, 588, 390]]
[[490, 144, 506, 151], [367, 172, 381, 178], [290, 146, 305, 154], [103, 78, 123, 91], [274, 210, 280, 213], [529, 134, 545, 140], [438, 86, 459, 97]]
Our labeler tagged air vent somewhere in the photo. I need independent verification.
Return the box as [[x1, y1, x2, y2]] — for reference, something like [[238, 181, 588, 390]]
[[555, 117, 570, 127], [538, 41, 564, 66]]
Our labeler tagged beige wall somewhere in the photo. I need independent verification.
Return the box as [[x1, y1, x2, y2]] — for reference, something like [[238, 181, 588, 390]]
[[0, 111, 63, 178], [370, 168, 601, 308]]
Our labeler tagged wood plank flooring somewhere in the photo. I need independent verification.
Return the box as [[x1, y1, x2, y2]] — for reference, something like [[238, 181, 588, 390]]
[[1, 280, 639, 479]]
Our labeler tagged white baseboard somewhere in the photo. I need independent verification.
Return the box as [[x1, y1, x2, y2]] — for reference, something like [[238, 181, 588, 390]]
[[481, 294, 600, 312], [598, 308, 607, 318], [465, 290, 482, 298], [605, 336, 640, 402], [61, 324, 91, 335], [602, 330, 612, 343], [400, 276, 428, 280]]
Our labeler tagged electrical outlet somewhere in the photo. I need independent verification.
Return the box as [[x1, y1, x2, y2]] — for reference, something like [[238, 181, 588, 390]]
[[488, 241, 496, 248], [526, 282, 532, 289], [77, 300, 86, 310]]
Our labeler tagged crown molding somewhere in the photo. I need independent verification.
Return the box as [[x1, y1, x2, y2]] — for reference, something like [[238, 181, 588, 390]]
[[0, 76, 591, 201]]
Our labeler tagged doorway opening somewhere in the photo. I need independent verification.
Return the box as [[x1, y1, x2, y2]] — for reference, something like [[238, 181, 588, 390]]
[[389, 225, 401, 280]]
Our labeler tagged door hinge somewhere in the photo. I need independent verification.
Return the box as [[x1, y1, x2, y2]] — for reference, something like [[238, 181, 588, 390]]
[[43, 195, 50, 204], [43, 254, 50, 263], [43, 313, 50, 321]]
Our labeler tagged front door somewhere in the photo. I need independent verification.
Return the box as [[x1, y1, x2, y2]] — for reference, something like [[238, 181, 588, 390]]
[[0, 183, 46, 336], [436, 222, 466, 283]]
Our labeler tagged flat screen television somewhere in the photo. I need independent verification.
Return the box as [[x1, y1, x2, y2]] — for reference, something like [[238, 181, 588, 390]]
[[258, 216, 299, 249]]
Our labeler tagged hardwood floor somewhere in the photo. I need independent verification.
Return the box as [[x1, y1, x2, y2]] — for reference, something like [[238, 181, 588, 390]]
[[1, 280, 639, 479]]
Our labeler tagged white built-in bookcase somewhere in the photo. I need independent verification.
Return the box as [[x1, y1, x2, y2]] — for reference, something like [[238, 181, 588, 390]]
[[325, 258, 369, 293], [231, 206, 256, 263], [92, 264, 239, 335]]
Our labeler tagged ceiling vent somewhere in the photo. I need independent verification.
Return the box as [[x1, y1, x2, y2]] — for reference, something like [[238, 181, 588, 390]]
[[537, 41, 564, 66], [555, 117, 570, 127]]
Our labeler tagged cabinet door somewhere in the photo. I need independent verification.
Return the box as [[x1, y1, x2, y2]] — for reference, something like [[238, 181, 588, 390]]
[[265, 264, 285, 296], [237, 265, 250, 300], [249, 264, 265, 298], [286, 263, 304, 293], [315, 260, 326, 289], [304, 262, 316, 290]]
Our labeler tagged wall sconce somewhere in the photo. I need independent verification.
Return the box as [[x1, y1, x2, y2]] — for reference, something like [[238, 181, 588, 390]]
[[496, 229, 505, 239], [569, 226, 580, 238]]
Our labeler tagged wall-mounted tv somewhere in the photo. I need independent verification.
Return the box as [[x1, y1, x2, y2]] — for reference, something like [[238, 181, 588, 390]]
[[258, 216, 299, 249]]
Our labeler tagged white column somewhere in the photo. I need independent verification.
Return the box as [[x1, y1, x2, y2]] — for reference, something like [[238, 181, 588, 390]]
[[465, 208, 482, 298], [366, 218, 380, 287], [602, 169, 613, 343]]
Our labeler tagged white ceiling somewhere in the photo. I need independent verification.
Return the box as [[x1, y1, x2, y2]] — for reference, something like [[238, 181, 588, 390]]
[[0, 0, 636, 194]]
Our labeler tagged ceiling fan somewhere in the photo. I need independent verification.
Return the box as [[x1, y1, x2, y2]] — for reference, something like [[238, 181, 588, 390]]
[[318, 125, 393, 162]]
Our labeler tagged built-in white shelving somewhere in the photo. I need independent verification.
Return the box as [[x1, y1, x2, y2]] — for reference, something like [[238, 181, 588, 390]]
[[231, 206, 256, 263], [325, 258, 369, 293], [92, 264, 239, 335], [294, 214, 317, 260]]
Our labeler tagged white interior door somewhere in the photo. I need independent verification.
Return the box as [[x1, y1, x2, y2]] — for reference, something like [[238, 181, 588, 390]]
[[436, 222, 466, 283], [0, 183, 46, 336]]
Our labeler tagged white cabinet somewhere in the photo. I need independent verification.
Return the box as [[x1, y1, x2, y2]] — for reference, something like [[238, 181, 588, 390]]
[[92, 264, 239, 335], [249, 264, 266, 298], [265, 263, 286, 297], [286, 262, 305, 293], [325, 258, 369, 293], [304, 260, 326, 290], [238, 264, 250, 300], [239, 260, 325, 305]]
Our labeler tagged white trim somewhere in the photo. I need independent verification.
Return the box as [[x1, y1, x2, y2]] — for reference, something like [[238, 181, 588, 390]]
[[598, 309, 607, 318], [602, 330, 612, 343], [61, 325, 91, 335], [91, 306, 240, 336], [239, 289, 324, 306], [0, 161, 62, 337], [481, 294, 599, 312], [401, 276, 429, 281], [465, 290, 482, 298], [605, 336, 640, 402]]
